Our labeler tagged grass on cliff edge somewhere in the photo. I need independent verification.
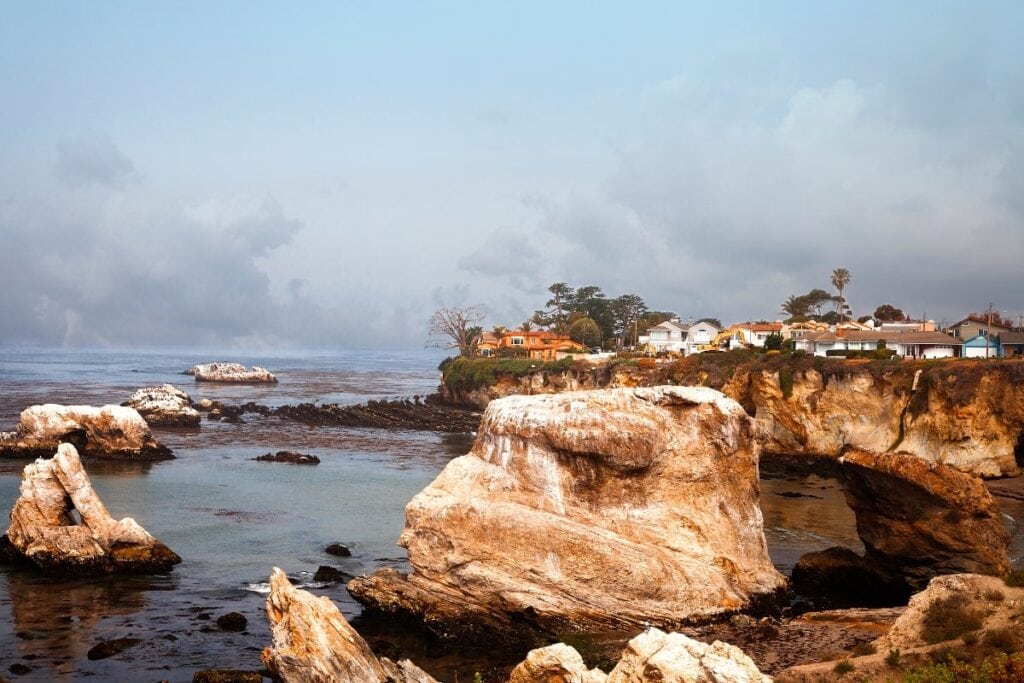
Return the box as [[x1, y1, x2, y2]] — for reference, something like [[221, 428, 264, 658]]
[[441, 356, 576, 392]]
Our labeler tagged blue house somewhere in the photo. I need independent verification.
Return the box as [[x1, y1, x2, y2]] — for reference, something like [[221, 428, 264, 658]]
[[962, 333, 1001, 358]]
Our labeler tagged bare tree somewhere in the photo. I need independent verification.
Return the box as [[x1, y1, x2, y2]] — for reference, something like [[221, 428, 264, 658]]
[[427, 305, 486, 357]]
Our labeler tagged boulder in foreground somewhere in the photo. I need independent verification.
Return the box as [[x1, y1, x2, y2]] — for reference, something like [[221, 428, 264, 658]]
[[187, 363, 277, 383], [124, 384, 201, 427], [511, 629, 771, 682], [0, 403, 172, 460], [350, 386, 785, 643], [2, 443, 180, 574], [261, 567, 436, 683]]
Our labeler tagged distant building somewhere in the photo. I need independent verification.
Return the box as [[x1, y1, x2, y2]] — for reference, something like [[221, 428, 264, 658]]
[[641, 319, 688, 354], [947, 315, 1013, 340], [794, 330, 962, 359], [963, 334, 1001, 359], [1000, 332, 1024, 358], [492, 330, 587, 360]]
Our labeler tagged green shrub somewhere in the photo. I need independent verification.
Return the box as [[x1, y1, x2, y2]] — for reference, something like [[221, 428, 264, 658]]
[[920, 594, 983, 644], [851, 641, 877, 656], [441, 357, 575, 392], [885, 648, 901, 666], [983, 627, 1018, 653], [832, 659, 855, 675], [902, 652, 1024, 683], [779, 367, 795, 399], [985, 588, 1006, 602], [1003, 569, 1024, 587]]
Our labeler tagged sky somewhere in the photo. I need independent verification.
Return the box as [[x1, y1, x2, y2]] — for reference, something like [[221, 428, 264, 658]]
[[1, 2, 1022, 348]]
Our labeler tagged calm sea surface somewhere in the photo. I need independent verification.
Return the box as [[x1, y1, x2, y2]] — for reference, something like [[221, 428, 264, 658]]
[[0, 348, 1010, 681]]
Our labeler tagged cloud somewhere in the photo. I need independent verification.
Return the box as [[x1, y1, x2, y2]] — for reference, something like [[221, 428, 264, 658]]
[[52, 134, 136, 188], [457, 230, 548, 293], [463, 70, 1023, 323]]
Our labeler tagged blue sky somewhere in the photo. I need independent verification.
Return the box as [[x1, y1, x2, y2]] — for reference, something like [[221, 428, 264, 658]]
[[2, 2, 1022, 347]]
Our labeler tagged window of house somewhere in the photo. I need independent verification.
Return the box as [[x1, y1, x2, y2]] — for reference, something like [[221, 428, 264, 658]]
[[510, 337, 525, 346]]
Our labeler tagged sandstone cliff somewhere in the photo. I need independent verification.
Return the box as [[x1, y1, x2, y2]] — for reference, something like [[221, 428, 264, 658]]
[[0, 403, 172, 460], [349, 387, 785, 643], [2, 443, 180, 574], [727, 360, 1024, 477]]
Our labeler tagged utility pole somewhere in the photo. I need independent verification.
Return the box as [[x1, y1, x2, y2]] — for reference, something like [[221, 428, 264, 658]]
[[986, 302, 993, 359]]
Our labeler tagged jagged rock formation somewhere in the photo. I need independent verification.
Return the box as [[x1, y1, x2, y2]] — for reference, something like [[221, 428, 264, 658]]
[[349, 387, 785, 643], [729, 363, 1024, 477], [839, 448, 1010, 589], [124, 384, 201, 427], [2, 443, 180, 574], [261, 568, 436, 683], [511, 629, 771, 683], [186, 362, 278, 383], [0, 404, 172, 460]]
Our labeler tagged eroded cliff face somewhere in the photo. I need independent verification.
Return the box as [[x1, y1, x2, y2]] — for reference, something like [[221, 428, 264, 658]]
[[442, 358, 1024, 478], [349, 386, 785, 643], [729, 362, 1024, 478]]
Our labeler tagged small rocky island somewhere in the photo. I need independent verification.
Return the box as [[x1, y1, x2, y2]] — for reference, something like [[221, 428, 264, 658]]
[[124, 383, 201, 427], [0, 403, 173, 460], [186, 362, 278, 383]]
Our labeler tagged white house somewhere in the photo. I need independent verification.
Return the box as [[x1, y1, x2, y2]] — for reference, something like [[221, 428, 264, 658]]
[[682, 321, 720, 356], [794, 330, 962, 359], [640, 319, 688, 353]]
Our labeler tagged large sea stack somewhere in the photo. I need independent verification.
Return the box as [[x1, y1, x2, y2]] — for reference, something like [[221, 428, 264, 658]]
[[349, 386, 785, 643], [0, 404, 172, 460], [2, 443, 180, 574]]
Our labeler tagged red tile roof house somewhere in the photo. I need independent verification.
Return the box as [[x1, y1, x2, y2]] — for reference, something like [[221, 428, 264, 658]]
[[793, 330, 963, 359]]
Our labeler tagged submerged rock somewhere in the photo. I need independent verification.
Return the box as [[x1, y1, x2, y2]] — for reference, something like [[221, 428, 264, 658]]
[[349, 386, 785, 643], [261, 567, 437, 683], [187, 363, 278, 384], [86, 637, 142, 660], [0, 404, 172, 460], [839, 448, 1010, 589], [325, 543, 351, 557], [215, 612, 247, 632], [791, 546, 909, 607], [124, 384, 201, 427], [313, 565, 346, 583], [254, 451, 320, 465], [191, 671, 264, 683], [2, 444, 181, 575]]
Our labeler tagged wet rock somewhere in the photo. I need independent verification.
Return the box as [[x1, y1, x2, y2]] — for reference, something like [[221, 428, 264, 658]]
[[0, 404, 172, 461], [272, 395, 480, 433], [187, 363, 278, 384], [839, 448, 1010, 589], [3, 443, 181, 575], [325, 543, 351, 557], [191, 671, 263, 683], [350, 387, 785, 643], [313, 565, 346, 583], [86, 637, 141, 660], [8, 663, 31, 676], [254, 451, 319, 465], [792, 546, 909, 607], [123, 384, 201, 427], [261, 567, 437, 683], [216, 612, 247, 632]]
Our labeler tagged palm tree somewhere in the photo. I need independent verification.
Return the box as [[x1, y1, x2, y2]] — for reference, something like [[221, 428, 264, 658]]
[[831, 268, 851, 322]]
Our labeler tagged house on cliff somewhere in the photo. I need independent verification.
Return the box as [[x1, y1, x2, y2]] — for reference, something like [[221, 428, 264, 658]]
[[1000, 332, 1024, 358], [488, 330, 586, 360], [641, 319, 688, 353], [947, 315, 1014, 340], [963, 334, 1002, 359], [794, 330, 963, 359]]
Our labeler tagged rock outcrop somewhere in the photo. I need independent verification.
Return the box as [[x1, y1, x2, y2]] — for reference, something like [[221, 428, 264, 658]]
[[262, 567, 436, 683], [124, 384, 201, 427], [840, 448, 1010, 589], [254, 451, 320, 465], [349, 387, 785, 643], [0, 404, 172, 460], [186, 362, 278, 384], [510, 629, 771, 683], [731, 362, 1024, 478], [2, 443, 181, 574]]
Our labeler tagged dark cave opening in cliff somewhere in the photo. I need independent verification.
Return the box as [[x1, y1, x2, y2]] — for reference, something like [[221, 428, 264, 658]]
[[1015, 432, 1024, 469]]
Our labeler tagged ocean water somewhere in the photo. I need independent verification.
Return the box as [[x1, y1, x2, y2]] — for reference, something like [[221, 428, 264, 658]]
[[0, 348, 883, 680]]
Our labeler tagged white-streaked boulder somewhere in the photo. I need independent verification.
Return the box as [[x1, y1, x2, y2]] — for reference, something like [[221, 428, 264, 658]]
[[186, 362, 277, 383], [124, 384, 201, 427]]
